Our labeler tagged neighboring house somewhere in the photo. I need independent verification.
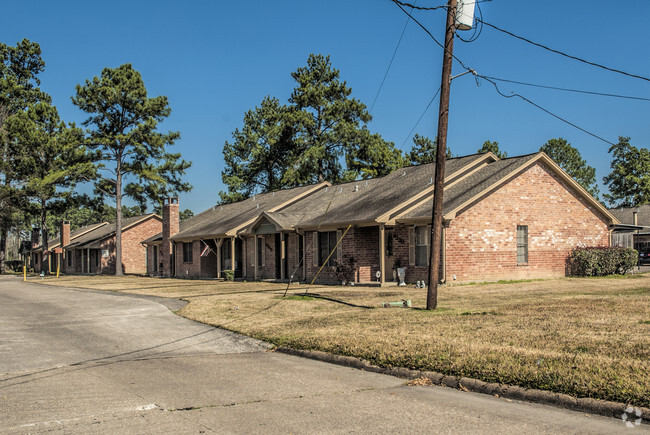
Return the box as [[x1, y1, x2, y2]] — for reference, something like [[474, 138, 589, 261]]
[[608, 206, 650, 249], [147, 152, 618, 284], [63, 214, 162, 275], [31, 221, 107, 274]]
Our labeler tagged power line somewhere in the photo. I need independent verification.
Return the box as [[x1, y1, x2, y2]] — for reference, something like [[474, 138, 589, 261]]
[[401, 86, 442, 149], [476, 18, 650, 84], [478, 75, 616, 146], [391, 0, 471, 71], [391, 0, 619, 146], [391, 0, 446, 11], [370, 0, 417, 114], [482, 76, 650, 102]]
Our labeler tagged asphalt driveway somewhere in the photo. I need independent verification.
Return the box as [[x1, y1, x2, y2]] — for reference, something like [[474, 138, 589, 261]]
[[0, 275, 631, 433]]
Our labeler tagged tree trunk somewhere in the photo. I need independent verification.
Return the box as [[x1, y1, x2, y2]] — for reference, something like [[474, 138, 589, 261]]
[[115, 160, 123, 276], [0, 227, 6, 275]]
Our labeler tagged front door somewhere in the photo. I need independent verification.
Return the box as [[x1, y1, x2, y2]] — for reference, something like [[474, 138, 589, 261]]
[[385, 229, 395, 281]]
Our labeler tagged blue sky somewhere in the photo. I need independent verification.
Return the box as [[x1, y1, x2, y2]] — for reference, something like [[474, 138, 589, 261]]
[[3, 0, 649, 213]]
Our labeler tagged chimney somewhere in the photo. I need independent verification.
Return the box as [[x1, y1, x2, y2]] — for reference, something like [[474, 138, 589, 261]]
[[161, 197, 179, 276], [60, 221, 71, 248], [31, 227, 41, 248], [633, 209, 639, 226]]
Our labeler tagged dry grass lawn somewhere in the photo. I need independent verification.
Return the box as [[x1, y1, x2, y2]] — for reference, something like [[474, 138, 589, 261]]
[[37, 274, 650, 407]]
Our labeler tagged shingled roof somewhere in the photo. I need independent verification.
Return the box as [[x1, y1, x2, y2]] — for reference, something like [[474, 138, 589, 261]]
[[399, 152, 616, 224], [166, 182, 328, 241], [33, 222, 108, 251], [609, 205, 650, 226], [251, 153, 492, 230], [65, 214, 160, 249]]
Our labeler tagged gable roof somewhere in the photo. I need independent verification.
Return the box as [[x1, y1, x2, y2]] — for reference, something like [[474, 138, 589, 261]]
[[609, 205, 650, 228], [168, 182, 328, 241], [33, 222, 108, 251], [250, 153, 493, 230], [65, 214, 161, 249], [398, 152, 617, 225]]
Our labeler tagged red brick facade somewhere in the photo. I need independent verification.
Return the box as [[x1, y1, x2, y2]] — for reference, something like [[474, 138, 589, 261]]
[[67, 216, 162, 275], [444, 163, 609, 282], [145, 160, 612, 284]]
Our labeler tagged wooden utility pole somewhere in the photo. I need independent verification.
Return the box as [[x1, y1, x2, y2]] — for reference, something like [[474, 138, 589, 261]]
[[427, 0, 457, 310]]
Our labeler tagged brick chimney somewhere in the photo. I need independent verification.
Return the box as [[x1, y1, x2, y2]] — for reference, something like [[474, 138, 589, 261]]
[[61, 221, 71, 248], [161, 197, 179, 276], [31, 227, 40, 248]]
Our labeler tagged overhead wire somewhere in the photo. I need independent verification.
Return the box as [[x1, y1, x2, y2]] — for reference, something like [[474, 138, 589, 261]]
[[391, 0, 618, 146], [370, 0, 417, 114], [400, 86, 442, 149], [393, 0, 650, 83], [475, 18, 650, 84], [477, 75, 616, 146], [482, 76, 650, 102]]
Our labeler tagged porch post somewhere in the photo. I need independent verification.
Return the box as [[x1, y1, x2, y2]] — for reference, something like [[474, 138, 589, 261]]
[[215, 238, 223, 278], [379, 224, 386, 285], [254, 236, 258, 280], [280, 233, 286, 280], [230, 237, 236, 273], [86, 248, 90, 274]]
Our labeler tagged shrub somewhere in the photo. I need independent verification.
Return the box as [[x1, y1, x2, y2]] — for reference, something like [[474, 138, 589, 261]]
[[567, 247, 637, 276], [334, 256, 356, 284], [223, 269, 235, 281]]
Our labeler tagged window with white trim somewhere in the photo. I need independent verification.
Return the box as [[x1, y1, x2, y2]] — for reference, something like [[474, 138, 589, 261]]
[[415, 226, 429, 266]]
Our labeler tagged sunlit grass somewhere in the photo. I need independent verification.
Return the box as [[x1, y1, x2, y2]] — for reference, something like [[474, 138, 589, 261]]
[[37, 273, 650, 407]]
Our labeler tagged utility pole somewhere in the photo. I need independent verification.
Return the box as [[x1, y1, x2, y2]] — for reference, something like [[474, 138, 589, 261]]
[[427, 0, 457, 310]]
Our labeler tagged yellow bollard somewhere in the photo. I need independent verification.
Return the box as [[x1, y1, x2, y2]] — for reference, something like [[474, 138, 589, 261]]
[[23, 265, 26, 282]]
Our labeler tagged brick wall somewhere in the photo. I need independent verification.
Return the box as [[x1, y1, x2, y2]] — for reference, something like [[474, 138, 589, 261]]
[[303, 227, 382, 284], [175, 240, 202, 278], [445, 163, 609, 282]]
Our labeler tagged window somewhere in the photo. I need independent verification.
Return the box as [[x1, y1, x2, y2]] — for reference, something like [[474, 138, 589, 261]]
[[415, 226, 429, 266], [257, 237, 263, 267], [67, 252, 73, 268], [517, 225, 528, 264], [318, 231, 337, 267], [153, 247, 158, 272], [183, 242, 193, 263], [222, 238, 232, 270]]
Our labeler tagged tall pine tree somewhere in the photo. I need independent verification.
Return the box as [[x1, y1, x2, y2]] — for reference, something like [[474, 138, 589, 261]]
[[72, 64, 191, 276]]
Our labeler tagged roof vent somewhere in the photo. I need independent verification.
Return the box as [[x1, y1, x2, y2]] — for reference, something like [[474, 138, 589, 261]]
[[256, 204, 259, 209], [402, 172, 406, 176], [364, 180, 368, 186], [354, 185, 358, 192], [429, 177, 433, 184], [325, 187, 328, 192], [339, 187, 343, 192]]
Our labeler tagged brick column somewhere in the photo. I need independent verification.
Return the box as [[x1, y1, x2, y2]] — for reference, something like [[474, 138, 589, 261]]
[[161, 197, 179, 277]]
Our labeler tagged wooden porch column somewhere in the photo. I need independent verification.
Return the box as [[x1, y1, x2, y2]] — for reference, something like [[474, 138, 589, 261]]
[[215, 238, 223, 278], [230, 237, 236, 272], [280, 233, 286, 280], [379, 224, 386, 285], [254, 236, 258, 280], [86, 248, 90, 274]]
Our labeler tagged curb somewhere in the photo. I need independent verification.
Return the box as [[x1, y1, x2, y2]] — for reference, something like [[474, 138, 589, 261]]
[[276, 346, 650, 424]]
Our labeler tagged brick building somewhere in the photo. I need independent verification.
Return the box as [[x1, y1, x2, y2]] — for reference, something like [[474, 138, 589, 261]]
[[31, 222, 107, 274], [146, 152, 618, 284], [59, 214, 162, 275]]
